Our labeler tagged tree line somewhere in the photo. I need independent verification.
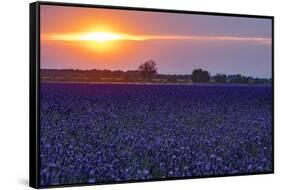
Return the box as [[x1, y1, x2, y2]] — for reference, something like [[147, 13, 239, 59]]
[[137, 60, 271, 84], [41, 60, 271, 84]]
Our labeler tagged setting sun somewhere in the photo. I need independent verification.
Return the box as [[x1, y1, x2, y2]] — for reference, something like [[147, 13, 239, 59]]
[[79, 32, 122, 42]]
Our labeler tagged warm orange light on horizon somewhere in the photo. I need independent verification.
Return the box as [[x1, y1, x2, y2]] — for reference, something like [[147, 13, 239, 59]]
[[42, 31, 145, 42], [42, 31, 271, 45], [41, 30, 271, 54]]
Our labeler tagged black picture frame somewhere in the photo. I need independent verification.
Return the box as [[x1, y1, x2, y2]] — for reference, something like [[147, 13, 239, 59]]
[[29, 1, 274, 188]]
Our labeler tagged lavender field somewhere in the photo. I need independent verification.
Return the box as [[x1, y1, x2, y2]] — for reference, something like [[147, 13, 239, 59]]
[[40, 83, 272, 186]]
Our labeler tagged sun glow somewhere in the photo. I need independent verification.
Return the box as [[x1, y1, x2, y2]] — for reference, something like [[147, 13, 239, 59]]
[[41, 31, 271, 54], [43, 32, 271, 45], [79, 32, 123, 42], [43, 31, 144, 43]]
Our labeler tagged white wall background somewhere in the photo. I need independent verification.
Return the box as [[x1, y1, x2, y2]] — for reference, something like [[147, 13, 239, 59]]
[[0, 0, 279, 189]]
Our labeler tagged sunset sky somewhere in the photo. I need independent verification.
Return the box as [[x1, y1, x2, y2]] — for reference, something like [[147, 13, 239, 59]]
[[40, 5, 272, 78]]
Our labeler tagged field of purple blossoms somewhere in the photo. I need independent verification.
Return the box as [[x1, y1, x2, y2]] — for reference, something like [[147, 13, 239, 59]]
[[40, 83, 272, 186]]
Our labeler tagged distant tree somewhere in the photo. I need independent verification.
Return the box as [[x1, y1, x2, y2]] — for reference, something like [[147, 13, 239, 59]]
[[254, 78, 270, 84], [228, 74, 249, 84], [192, 69, 210, 83], [138, 60, 158, 81], [214, 73, 227, 83], [167, 75, 178, 83]]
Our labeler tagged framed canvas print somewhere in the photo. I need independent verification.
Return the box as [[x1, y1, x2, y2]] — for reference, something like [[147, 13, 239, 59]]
[[29, 1, 274, 188]]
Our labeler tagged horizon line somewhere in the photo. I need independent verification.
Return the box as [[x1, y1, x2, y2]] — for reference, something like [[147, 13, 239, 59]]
[[40, 68, 271, 79]]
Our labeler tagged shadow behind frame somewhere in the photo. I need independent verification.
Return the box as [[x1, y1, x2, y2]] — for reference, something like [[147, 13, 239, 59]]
[[30, 2, 40, 188], [29, 1, 274, 189]]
